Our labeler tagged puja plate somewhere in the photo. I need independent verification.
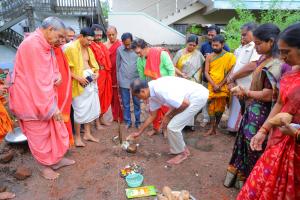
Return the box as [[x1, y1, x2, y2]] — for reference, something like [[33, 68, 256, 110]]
[[5, 127, 27, 144]]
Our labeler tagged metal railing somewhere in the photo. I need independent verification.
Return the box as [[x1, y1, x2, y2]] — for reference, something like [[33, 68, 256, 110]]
[[0, 28, 24, 49], [0, 0, 98, 17]]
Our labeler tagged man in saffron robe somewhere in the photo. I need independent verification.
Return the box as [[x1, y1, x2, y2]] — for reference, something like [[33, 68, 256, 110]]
[[54, 34, 74, 146], [64, 27, 100, 147], [104, 26, 123, 122], [132, 39, 175, 136], [8, 17, 75, 180], [90, 24, 112, 128], [205, 35, 236, 136]]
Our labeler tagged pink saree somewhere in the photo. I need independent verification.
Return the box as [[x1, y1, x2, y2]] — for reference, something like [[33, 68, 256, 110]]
[[237, 70, 300, 200]]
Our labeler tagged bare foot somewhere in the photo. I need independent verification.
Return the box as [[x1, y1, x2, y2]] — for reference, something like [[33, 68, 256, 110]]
[[184, 147, 191, 156], [40, 167, 60, 180], [200, 121, 208, 128], [51, 158, 76, 170], [0, 192, 16, 200], [100, 118, 111, 126], [75, 137, 86, 147], [96, 124, 105, 130], [83, 134, 99, 143], [167, 153, 188, 165], [146, 130, 158, 136], [204, 128, 216, 136]]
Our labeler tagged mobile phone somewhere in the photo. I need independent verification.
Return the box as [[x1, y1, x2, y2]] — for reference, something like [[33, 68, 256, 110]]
[[86, 75, 93, 83]]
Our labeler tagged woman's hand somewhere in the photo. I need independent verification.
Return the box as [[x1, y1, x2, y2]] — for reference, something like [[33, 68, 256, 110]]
[[278, 121, 297, 137], [250, 131, 267, 151], [227, 82, 236, 90]]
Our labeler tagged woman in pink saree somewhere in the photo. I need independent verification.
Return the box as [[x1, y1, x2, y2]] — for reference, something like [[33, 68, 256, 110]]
[[8, 17, 75, 180], [237, 23, 300, 200]]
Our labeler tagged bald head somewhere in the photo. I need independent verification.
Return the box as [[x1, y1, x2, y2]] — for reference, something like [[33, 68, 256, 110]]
[[130, 78, 150, 100], [107, 26, 117, 33], [107, 26, 118, 43]]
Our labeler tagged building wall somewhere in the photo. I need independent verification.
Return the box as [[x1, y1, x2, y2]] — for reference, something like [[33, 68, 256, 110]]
[[59, 16, 81, 34], [176, 10, 237, 25], [108, 12, 186, 45], [112, 0, 196, 20]]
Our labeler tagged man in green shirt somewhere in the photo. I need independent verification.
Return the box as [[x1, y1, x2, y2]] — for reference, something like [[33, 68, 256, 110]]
[[131, 39, 175, 136]]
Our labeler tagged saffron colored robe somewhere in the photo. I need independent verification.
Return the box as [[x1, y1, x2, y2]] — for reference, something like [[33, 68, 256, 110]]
[[90, 41, 113, 114], [0, 88, 13, 141], [107, 40, 123, 122], [54, 47, 74, 146], [8, 29, 69, 166]]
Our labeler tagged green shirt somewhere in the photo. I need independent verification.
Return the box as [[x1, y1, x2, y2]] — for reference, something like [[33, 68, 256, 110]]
[[137, 51, 175, 80]]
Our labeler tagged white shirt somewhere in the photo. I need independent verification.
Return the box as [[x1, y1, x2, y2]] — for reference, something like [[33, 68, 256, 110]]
[[148, 77, 208, 111], [232, 41, 260, 89]]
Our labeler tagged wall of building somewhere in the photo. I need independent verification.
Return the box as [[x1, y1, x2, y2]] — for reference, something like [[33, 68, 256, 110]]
[[112, 0, 197, 20], [108, 12, 186, 45], [59, 16, 81, 34], [176, 9, 236, 25]]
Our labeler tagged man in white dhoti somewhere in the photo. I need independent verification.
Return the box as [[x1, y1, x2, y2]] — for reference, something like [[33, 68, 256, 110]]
[[64, 27, 100, 147], [227, 23, 260, 132], [128, 77, 208, 164]]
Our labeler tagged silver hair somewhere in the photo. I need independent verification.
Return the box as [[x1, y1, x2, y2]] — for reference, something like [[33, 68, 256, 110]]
[[41, 17, 66, 30], [107, 25, 117, 33]]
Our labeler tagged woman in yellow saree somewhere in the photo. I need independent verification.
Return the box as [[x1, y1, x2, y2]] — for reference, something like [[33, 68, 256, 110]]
[[173, 34, 205, 83]]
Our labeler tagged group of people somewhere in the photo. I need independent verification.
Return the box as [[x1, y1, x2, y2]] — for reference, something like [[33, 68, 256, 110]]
[[0, 15, 300, 199]]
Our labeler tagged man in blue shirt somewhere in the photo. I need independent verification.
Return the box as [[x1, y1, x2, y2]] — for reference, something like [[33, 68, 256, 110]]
[[200, 25, 230, 57]]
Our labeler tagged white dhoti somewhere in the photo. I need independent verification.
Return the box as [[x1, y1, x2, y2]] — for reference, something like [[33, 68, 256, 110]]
[[167, 92, 208, 154], [72, 69, 100, 124], [227, 96, 242, 132]]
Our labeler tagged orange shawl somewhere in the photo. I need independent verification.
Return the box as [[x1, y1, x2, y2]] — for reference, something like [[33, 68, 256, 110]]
[[108, 40, 122, 86], [54, 47, 74, 145]]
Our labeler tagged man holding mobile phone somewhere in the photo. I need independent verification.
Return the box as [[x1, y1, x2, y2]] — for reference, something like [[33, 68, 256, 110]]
[[64, 27, 100, 147]]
